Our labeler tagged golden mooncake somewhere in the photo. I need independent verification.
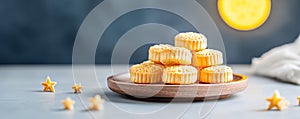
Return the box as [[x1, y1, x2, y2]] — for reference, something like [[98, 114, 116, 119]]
[[199, 65, 233, 83], [175, 32, 207, 51], [160, 46, 192, 65], [130, 61, 164, 84], [162, 65, 198, 84], [192, 49, 223, 68], [148, 44, 173, 63]]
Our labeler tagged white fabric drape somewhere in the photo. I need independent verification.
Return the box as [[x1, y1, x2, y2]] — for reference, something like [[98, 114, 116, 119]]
[[252, 35, 300, 85]]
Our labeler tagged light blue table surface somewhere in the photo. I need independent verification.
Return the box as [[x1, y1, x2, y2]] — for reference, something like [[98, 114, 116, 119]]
[[0, 65, 299, 119]]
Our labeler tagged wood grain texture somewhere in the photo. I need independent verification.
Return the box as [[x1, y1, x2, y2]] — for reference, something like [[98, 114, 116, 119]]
[[107, 73, 247, 101]]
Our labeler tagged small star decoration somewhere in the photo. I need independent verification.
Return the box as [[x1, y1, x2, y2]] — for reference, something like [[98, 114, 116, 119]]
[[41, 76, 56, 92], [62, 97, 75, 110], [72, 83, 83, 93], [297, 96, 300, 105], [266, 90, 289, 111], [89, 95, 105, 110]]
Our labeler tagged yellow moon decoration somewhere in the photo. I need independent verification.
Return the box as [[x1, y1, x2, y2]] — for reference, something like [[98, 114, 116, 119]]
[[218, 0, 271, 31]]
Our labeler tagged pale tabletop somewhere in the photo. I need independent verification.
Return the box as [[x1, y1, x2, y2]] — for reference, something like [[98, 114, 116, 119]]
[[0, 65, 299, 119]]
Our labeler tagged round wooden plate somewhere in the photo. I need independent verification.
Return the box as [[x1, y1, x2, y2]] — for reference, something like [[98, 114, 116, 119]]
[[107, 73, 247, 101]]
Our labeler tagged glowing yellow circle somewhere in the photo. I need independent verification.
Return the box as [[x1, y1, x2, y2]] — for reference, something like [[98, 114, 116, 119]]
[[218, 0, 271, 31]]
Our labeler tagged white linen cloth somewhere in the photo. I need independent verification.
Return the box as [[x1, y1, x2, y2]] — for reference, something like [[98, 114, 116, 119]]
[[252, 35, 300, 85]]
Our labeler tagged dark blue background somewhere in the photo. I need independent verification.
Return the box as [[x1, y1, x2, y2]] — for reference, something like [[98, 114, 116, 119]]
[[0, 0, 299, 64]]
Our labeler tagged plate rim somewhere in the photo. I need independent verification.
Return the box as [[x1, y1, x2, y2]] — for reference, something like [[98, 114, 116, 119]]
[[107, 73, 248, 100]]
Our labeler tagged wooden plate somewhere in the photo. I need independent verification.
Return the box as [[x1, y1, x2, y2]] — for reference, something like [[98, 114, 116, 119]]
[[107, 73, 247, 101]]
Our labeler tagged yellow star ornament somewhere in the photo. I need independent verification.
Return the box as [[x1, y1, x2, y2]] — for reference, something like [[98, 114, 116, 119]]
[[72, 83, 83, 93], [89, 95, 105, 110], [62, 97, 75, 110], [266, 90, 289, 111], [297, 96, 300, 105], [41, 76, 56, 92]]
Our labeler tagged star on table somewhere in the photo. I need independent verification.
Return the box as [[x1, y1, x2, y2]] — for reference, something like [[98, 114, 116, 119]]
[[297, 96, 300, 105], [89, 95, 105, 110], [62, 97, 75, 110], [72, 83, 83, 93], [266, 90, 289, 111], [41, 76, 56, 92]]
